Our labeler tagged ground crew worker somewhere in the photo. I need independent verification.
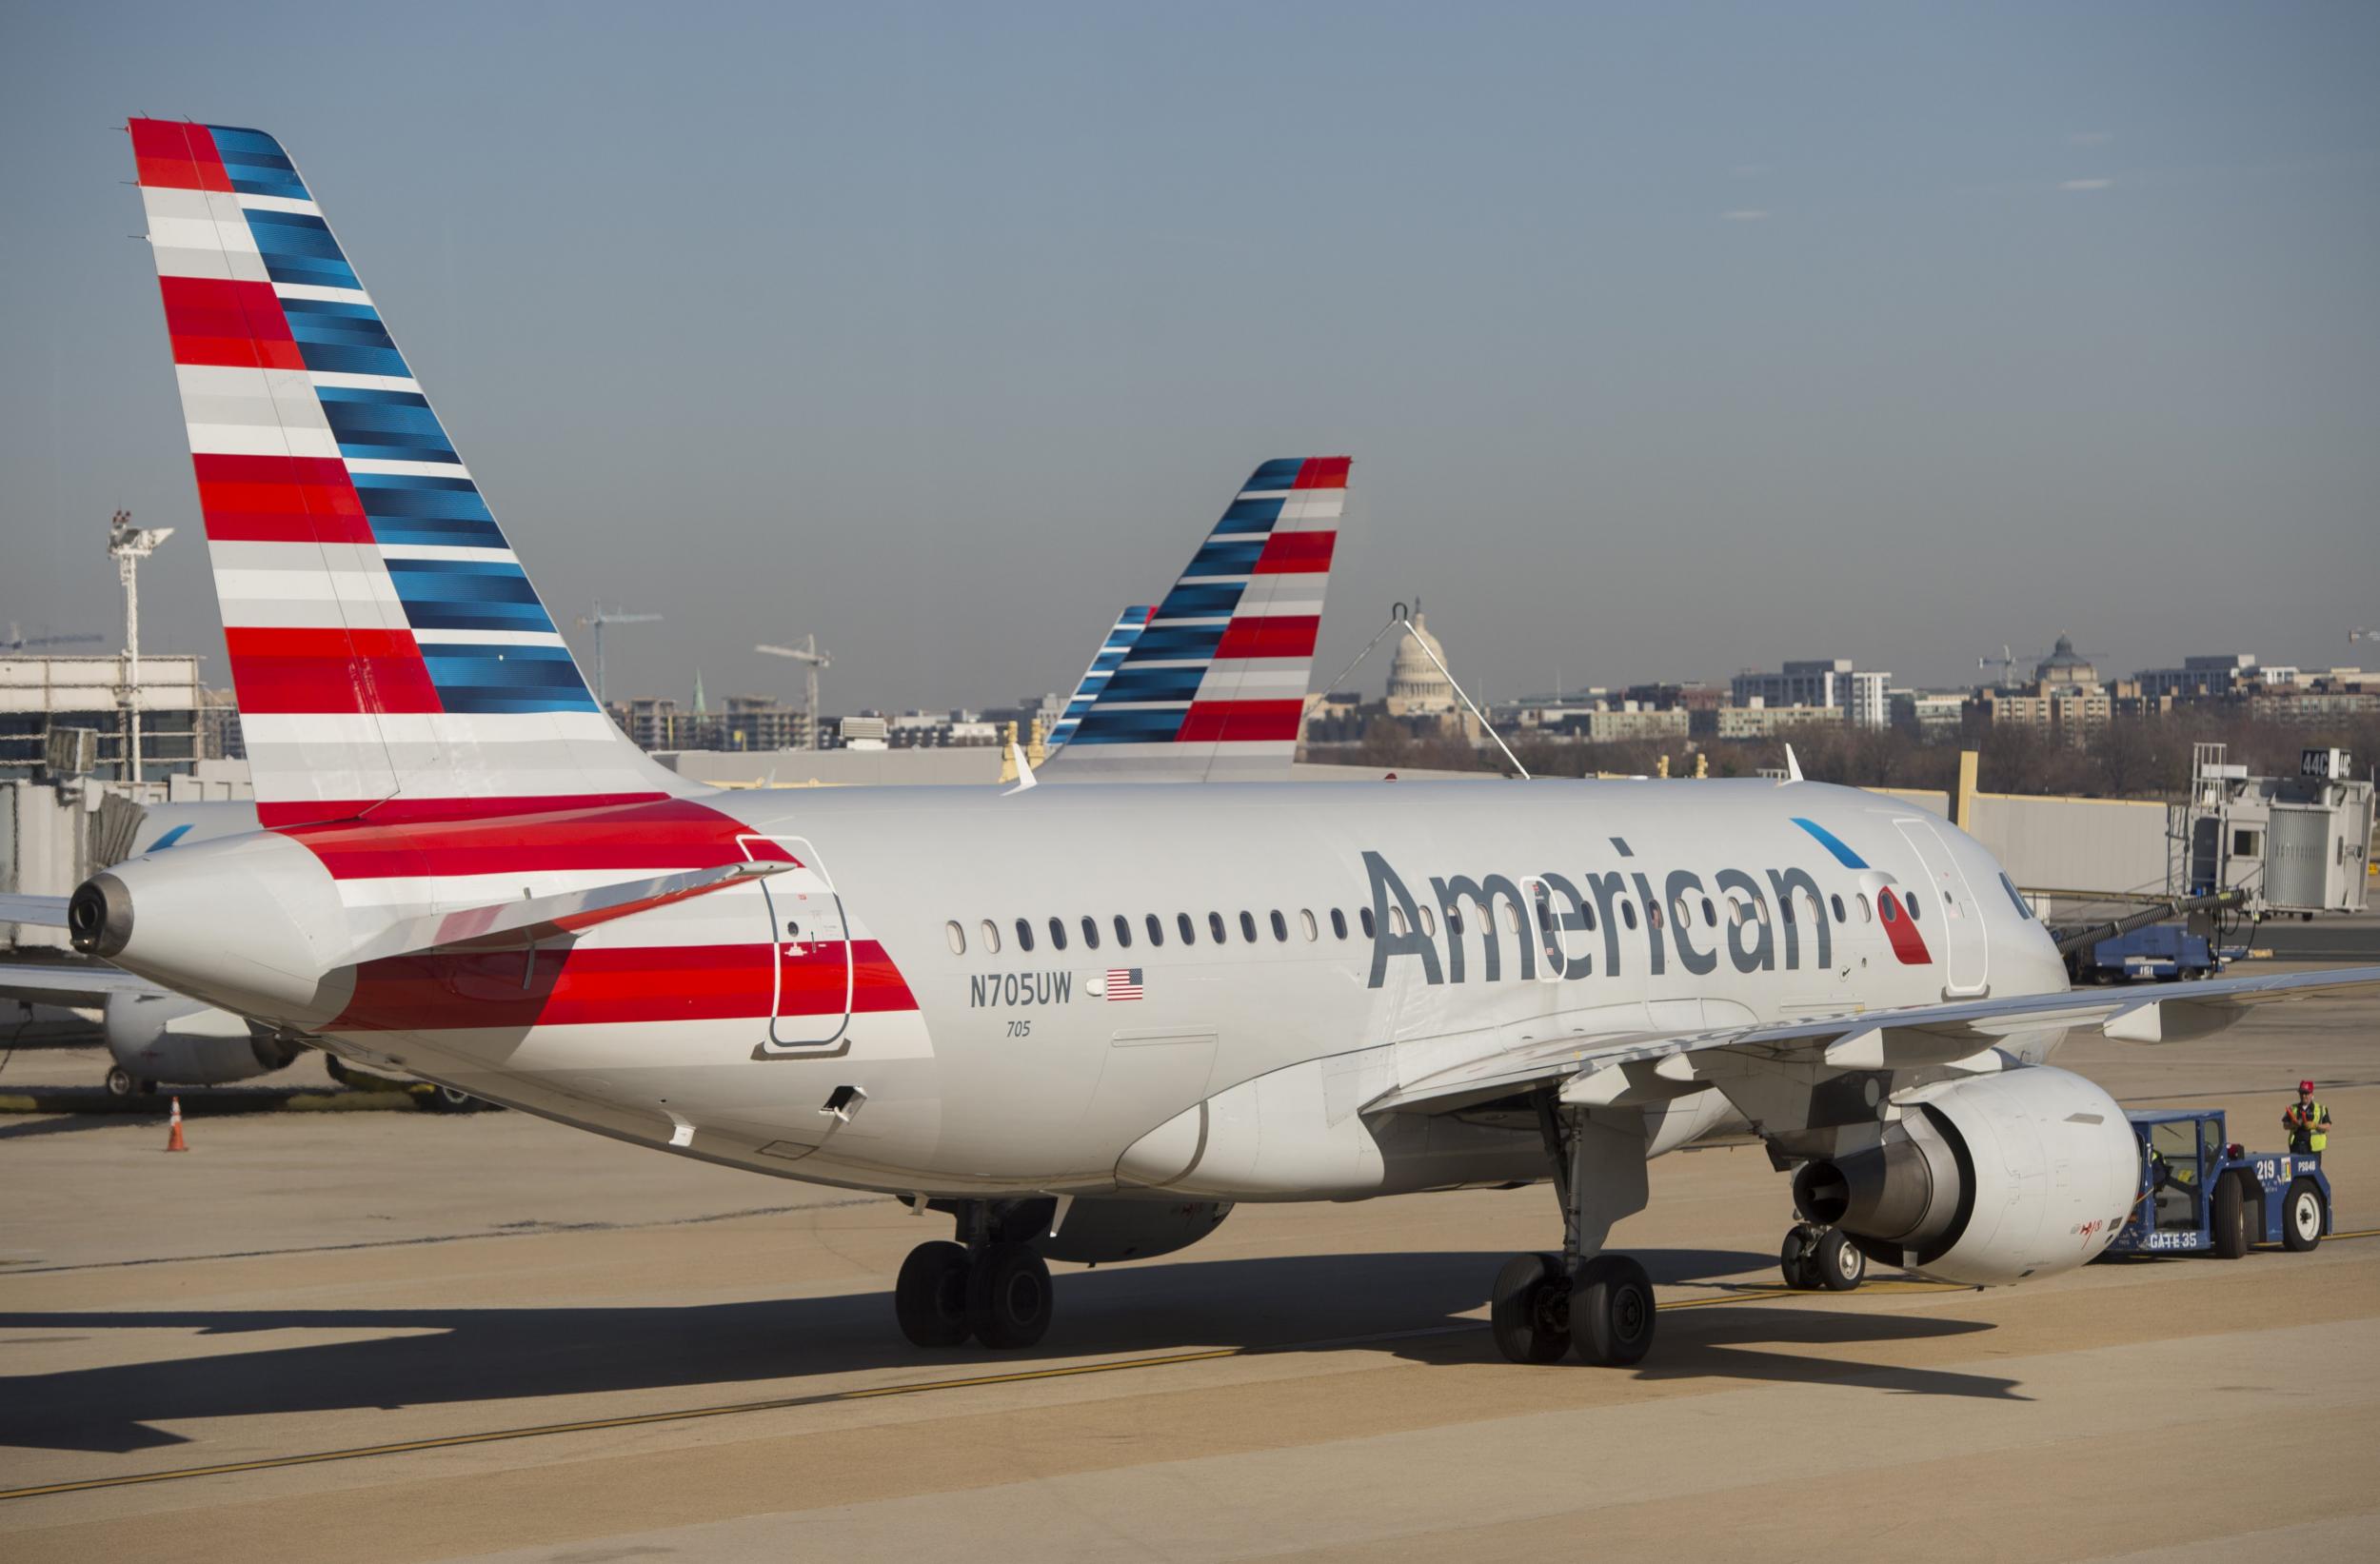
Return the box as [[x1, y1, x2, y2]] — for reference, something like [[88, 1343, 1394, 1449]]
[[2283, 1079, 2332, 1155]]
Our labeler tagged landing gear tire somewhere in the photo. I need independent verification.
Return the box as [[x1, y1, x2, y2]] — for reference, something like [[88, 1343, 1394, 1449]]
[[106, 1065, 140, 1099], [1491, 1252, 1573, 1364], [2283, 1178, 2324, 1253], [1779, 1223, 1818, 1289], [1570, 1254, 1656, 1368], [1813, 1227, 1865, 1292], [964, 1241, 1053, 1350], [895, 1240, 975, 1347], [417, 1084, 480, 1114]]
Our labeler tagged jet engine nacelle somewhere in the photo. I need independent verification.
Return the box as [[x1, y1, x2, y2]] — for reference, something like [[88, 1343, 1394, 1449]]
[[1791, 1065, 2137, 1286], [103, 988, 302, 1086], [1039, 1198, 1234, 1265]]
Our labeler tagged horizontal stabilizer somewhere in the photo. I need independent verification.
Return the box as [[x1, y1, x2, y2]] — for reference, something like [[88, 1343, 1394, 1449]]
[[347, 860, 788, 967], [0, 894, 69, 928]]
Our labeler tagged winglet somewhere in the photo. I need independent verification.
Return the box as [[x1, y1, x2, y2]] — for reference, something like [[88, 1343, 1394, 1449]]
[[1783, 744, 1805, 784], [1003, 740, 1039, 795]]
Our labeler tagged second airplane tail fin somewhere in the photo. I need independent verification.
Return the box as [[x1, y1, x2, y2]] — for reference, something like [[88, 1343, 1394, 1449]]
[[1040, 457, 1348, 782]]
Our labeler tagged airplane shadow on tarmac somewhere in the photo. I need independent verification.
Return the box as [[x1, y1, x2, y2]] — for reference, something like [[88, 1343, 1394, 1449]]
[[0, 1247, 2015, 1455]]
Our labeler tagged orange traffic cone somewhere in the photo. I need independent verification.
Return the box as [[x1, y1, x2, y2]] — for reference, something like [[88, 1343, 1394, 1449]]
[[165, 1096, 188, 1153]]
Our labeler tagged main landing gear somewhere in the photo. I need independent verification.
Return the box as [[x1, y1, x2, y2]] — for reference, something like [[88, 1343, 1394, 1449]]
[[1491, 1095, 1659, 1367], [894, 1201, 1055, 1350], [1778, 1221, 1864, 1291]]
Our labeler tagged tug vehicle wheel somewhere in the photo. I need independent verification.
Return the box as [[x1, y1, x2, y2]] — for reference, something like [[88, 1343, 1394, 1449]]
[[2283, 1179, 2324, 1253]]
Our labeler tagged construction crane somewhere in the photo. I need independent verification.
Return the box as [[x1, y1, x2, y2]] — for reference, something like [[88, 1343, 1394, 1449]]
[[575, 601, 661, 708], [755, 635, 832, 751], [1976, 644, 2017, 687], [3, 623, 106, 651], [108, 509, 174, 784]]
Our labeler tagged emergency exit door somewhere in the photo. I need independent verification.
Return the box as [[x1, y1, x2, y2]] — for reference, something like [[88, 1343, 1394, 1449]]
[[741, 835, 853, 1049]]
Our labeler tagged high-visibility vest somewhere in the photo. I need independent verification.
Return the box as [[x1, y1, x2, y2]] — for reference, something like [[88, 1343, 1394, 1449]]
[[2287, 1102, 2330, 1153]]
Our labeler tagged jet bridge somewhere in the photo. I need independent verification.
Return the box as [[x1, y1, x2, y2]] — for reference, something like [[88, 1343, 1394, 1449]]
[[2173, 745, 2373, 918]]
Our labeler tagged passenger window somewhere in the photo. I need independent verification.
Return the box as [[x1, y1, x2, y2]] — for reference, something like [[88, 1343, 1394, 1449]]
[[1178, 912, 1196, 945], [1701, 897, 1716, 927], [1361, 906, 1378, 937], [1209, 911, 1227, 943], [944, 921, 965, 955], [1113, 914, 1132, 948], [1620, 900, 1636, 930], [1418, 904, 1436, 938], [1270, 909, 1289, 942], [1239, 910, 1258, 942], [1647, 901, 1663, 930], [1905, 893, 1922, 923], [1146, 913, 1165, 946], [1880, 895, 1898, 924], [1581, 901, 1597, 931], [1081, 915, 1100, 950], [1754, 896, 1771, 925], [1300, 908, 1319, 941], [1016, 918, 1035, 952], [980, 919, 1002, 955], [1779, 895, 1795, 924], [1831, 893, 1847, 923], [1389, 907, 1407, 936], [1048, 917, 1069, 950], [1503, 901, 1521, 934], [1330, 907, 1347, 940], [1446, 903, 1464, 936], [1857, 893, 1873, 922], [1672, 897, 1690, 929]]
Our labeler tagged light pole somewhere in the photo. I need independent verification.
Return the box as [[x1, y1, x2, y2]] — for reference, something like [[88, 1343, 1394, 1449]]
[[108, 509, 174, 785]]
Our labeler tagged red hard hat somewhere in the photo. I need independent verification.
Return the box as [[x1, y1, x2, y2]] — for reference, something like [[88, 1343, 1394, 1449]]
[[2299, 1080, 2315, 1093]]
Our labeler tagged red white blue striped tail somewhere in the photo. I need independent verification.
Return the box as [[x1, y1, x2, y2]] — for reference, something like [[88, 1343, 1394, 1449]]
[[128, 120, 688, 827], [1039, 457, 1347, 782], [1044, 605, 1151, 751]]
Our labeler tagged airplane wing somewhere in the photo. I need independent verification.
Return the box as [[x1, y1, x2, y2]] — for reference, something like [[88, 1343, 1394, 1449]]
[[1368, 964, 2380, 1116], [1039, 457, 1346, 782], [0, 894, 69, 928]]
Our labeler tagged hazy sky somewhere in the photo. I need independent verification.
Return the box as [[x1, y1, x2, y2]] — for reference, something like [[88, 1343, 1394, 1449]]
[[3, 2, 2375, 713]]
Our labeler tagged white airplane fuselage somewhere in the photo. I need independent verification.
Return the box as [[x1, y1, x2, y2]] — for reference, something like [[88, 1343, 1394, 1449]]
[[110, 777, 2070, 1201]]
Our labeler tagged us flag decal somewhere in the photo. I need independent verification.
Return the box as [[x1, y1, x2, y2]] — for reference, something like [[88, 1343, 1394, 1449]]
[[1105, 967, 1144, 1001]]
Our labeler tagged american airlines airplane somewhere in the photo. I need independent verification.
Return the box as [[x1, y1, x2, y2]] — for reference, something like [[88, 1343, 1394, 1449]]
[[58, 119, 2379, 1367]]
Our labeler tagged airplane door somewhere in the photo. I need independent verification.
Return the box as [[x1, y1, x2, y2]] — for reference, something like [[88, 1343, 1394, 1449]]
[[741, 836, 853, 1049], [1893, 819, 1989, 998]]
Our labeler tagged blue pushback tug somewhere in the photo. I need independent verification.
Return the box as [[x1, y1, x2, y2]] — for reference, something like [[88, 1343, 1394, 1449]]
[[2105, 1109, 2332, 1258]]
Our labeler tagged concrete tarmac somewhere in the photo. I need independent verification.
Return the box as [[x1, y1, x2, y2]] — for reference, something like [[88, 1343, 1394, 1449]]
[[3, 972, 2376, 1562]]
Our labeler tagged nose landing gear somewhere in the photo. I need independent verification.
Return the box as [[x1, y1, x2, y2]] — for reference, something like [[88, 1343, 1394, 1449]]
[[1779, 1222, 1865, 1291]]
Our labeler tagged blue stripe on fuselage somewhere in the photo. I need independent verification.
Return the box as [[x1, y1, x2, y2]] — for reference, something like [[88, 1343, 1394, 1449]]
[[1790, 817, 1868, 869]]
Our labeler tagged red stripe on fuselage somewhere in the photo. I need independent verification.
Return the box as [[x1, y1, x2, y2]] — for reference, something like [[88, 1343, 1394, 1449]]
[[193, 453, 374, 544], [1176, 699, 1305, 743], [1878, 888, 1932, 965], [158, 276, 303, 370], [224, 626, 443, 716], [129, 119, 233, 193], [1251, 531, 1335, 573], [283, 797, 787, 879], [327, 940, 915, 1031], [1213, 615, 1319, 660]]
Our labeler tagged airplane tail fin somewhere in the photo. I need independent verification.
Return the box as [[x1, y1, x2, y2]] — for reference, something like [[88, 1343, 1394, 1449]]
[[1039, 458, 1348, 782], [128, 120, 687, 826], [1043, 606, 1152, 752]]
